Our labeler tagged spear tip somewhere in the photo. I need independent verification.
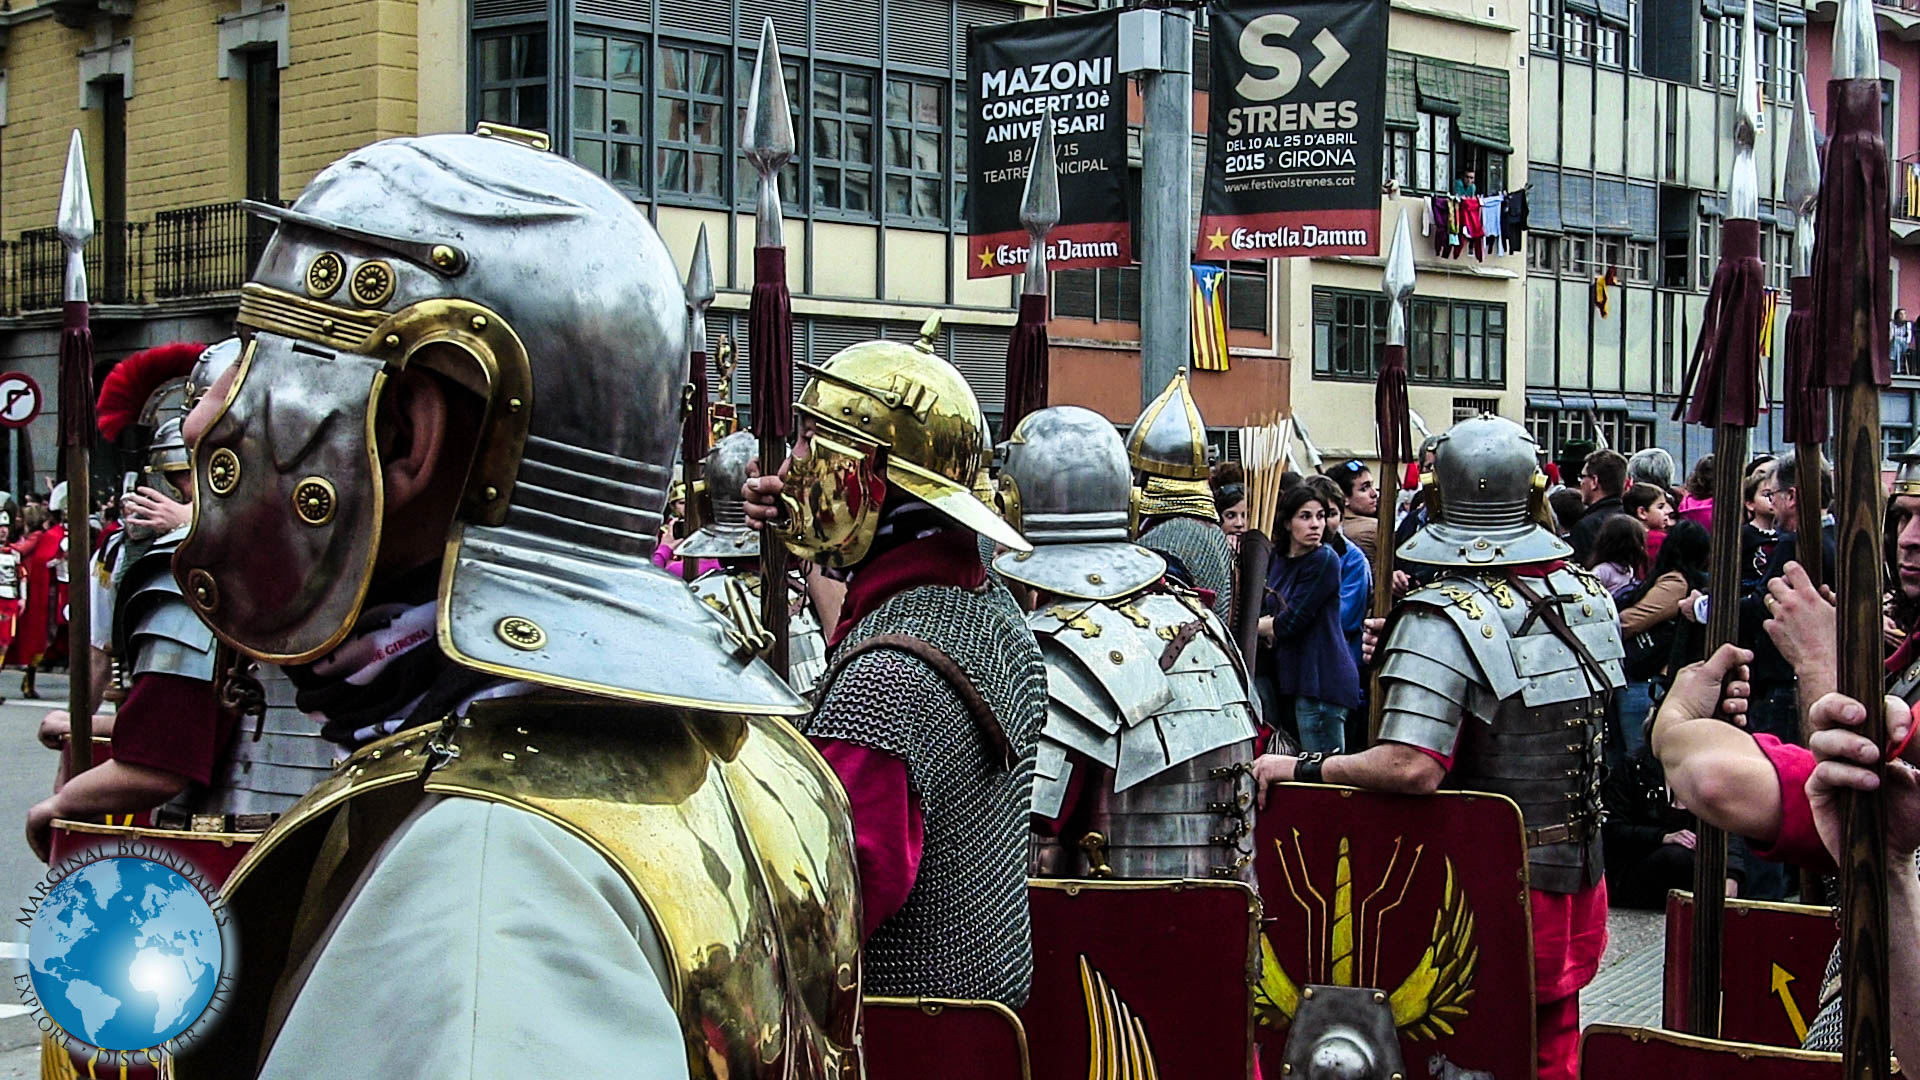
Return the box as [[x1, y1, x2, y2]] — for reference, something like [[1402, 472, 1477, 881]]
[[685, 223, 715, 309], [743, 18, 795, 172], [1018, 111, 1061, 237], [1782, 78, 1820, 212], [1383, 207, 1415, 303], [1834, 0, 1881, 81], [57, 130, 94, 250]]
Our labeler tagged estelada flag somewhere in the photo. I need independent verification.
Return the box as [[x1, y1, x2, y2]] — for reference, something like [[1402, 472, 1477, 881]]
[[1191, 265, 1230, 372]]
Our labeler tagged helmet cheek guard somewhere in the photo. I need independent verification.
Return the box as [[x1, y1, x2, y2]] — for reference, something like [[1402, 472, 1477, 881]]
[[776, 432, 888, 570]]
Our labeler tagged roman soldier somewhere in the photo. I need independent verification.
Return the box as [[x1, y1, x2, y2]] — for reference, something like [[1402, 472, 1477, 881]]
[[744, 320, 1044, 1007], [1255, 415, 1626, 1080], [996, 405, 1260, 881], [1129, 369, 1233, 626], [678, 430, 831, 695], [25, 343, 237, 855], [171, 128, 860, 1079]]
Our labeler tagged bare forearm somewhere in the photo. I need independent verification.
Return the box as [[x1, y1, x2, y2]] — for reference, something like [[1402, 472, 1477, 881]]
[[52, 761, 187, 819], [1320, 743, 1443, 795], [1892, 867, 1920, 1071], [87, 647, 110, 716]]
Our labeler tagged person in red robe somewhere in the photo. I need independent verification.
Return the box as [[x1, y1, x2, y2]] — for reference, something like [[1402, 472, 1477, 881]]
[[5, 502, 63, 698]]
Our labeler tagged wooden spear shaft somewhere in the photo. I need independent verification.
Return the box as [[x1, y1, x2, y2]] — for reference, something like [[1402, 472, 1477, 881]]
[[1686, 418, 1749, 1036]]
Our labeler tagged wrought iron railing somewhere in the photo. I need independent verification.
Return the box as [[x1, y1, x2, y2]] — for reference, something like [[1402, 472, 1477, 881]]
[[152, 201, 273, 299], [14, 222, 147, 310]]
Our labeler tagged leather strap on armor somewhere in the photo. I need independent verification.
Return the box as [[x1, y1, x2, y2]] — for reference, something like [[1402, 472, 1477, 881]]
[[826, 632, 1013, 770], [1157, 619, 1205, 672]]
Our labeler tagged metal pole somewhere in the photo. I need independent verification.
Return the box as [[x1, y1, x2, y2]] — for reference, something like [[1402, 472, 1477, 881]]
[[1138, 6, 1193, 402]]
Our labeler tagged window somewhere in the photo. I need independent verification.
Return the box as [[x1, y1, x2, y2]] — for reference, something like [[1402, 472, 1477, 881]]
[[884, 77, 944, 222], [1766, 223, 1792, 290], [1564, 10, 1594, 61], [1885, 390, 1915, 463], [1527, 408, 1654, 459], [954, 88, 970, 223], [1052, 267, 1141, 323], [476, 30, 548, 133], [1530, 0, 1559, 51], [1595, 20, 1621, 67], [1567, 235, 1593, 277], [1697, 217, 1718, 290], [1624, 239, 1655, 283], [1757, 29, 1777, 102], [1453, 397, 1500, 424], [656, 43, 726, 200], [1312, 287, 1506, 388], [1719, 18, 1740, 89], [244, 49, 279, 203], [810, 67, 875, 215], [1225, 261, 1269, 332], [1413, 113, 1452, 194], [571, 34, 644, 192], [1529, 236, 1560, 274], [1776, 24, 1800, 103]]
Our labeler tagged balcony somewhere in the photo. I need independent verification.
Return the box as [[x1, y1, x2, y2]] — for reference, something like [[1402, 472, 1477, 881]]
[[0, 202, 267, 319]]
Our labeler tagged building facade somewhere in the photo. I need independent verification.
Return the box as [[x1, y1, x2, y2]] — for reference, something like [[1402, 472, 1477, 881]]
[[0, 0, 464, 488]]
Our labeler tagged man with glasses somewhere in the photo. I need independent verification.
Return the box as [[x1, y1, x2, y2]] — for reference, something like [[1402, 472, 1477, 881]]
[[1569, 447, 1629, 564]]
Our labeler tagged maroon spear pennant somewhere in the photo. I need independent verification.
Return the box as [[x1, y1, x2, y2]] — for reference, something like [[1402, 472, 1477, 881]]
[[1002, 112, 1059, 440], [745, 17, 796, 676]]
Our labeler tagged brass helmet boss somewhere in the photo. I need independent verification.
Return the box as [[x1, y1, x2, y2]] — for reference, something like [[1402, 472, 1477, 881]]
[[775, 317, 1030, 568], [177, 127, 801, 714]]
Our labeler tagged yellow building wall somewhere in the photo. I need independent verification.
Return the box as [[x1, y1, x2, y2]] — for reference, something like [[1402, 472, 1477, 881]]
[[3, 15, 99, 236], [281, 0, 419, 195], [124, 0, 238, 216]]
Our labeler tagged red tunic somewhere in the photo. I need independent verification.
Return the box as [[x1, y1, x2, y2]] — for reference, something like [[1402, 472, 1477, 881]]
[[5, 525, 64, 667]]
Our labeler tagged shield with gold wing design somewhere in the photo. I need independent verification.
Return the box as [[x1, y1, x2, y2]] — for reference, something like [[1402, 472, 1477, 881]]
[[1255, 785, 1535, 1080], [1660, 893, 1839, 1049], [1019, 879, 1260, 1080]]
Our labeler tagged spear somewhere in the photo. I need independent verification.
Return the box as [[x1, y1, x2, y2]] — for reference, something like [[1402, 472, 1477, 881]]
[[1367, 208, 1414, 743], [1003, 110, 1058, 440], [56, 130, 95, 780], [1812, 0, 1895, 1074], [744, 18, 796, 678], [1673, 0, 1767, 1036], [682, 224, 715, 582], [1781, 79, 1824, 598], [1291, 414, 1326, 472]]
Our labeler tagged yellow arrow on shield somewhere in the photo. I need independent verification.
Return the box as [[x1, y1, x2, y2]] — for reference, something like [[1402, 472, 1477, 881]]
[[1770, 963, 1809, 1043]]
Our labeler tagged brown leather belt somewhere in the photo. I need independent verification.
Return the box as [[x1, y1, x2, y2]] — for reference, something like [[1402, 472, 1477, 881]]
[[1526, 820, 1594, 847], [153, 809, 278, 833]]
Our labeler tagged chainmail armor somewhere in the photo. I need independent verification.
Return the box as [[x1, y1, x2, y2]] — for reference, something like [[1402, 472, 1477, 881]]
[[804, 579, 1044, 1006], [1137, 516, 1233, 626]]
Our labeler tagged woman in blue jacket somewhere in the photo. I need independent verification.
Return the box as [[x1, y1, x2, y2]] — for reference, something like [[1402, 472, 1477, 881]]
[[1258, 483, 1362, 752]]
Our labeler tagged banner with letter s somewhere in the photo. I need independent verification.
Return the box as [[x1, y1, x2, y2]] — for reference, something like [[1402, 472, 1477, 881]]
[[967, 11, 1131, 279], [1199, 0, 1388, 260]]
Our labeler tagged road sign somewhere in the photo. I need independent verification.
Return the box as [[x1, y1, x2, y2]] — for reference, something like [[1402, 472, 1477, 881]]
[[0, 373, 42, 429]]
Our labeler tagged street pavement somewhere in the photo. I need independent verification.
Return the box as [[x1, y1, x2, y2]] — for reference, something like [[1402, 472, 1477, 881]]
[[0, 671, 1676, 1073]]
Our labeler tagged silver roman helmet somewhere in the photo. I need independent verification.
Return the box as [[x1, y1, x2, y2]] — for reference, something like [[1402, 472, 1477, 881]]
[[993, 405, 1166, 601], [676, 430, 760, 560], [1126, 368, 1217, 524], [185, 337, 241, 418], [147, 417, 190, 485], [176, 126, 802, 714], [1893, 435, 1920, 497], [1398, 414, 1570, 568]]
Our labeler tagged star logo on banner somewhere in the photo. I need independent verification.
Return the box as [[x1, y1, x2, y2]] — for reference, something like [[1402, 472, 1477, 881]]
[[978, 248, 996, 270], [1206, 229, 1229, 252]]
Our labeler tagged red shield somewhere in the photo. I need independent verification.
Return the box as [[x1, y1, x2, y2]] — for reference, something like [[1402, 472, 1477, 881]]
[[1580, 1023, 1839, 1079], [1020, 879, 1259, 1080], [865, 997, 1030, 1080], [1255, 785, 1536, 1080], [1660, 892, 1837, 1047]]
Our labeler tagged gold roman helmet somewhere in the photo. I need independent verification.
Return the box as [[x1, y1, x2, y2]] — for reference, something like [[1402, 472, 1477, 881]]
[[776, 315, 1030, 568], [1125, 368, 1216, 524]]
